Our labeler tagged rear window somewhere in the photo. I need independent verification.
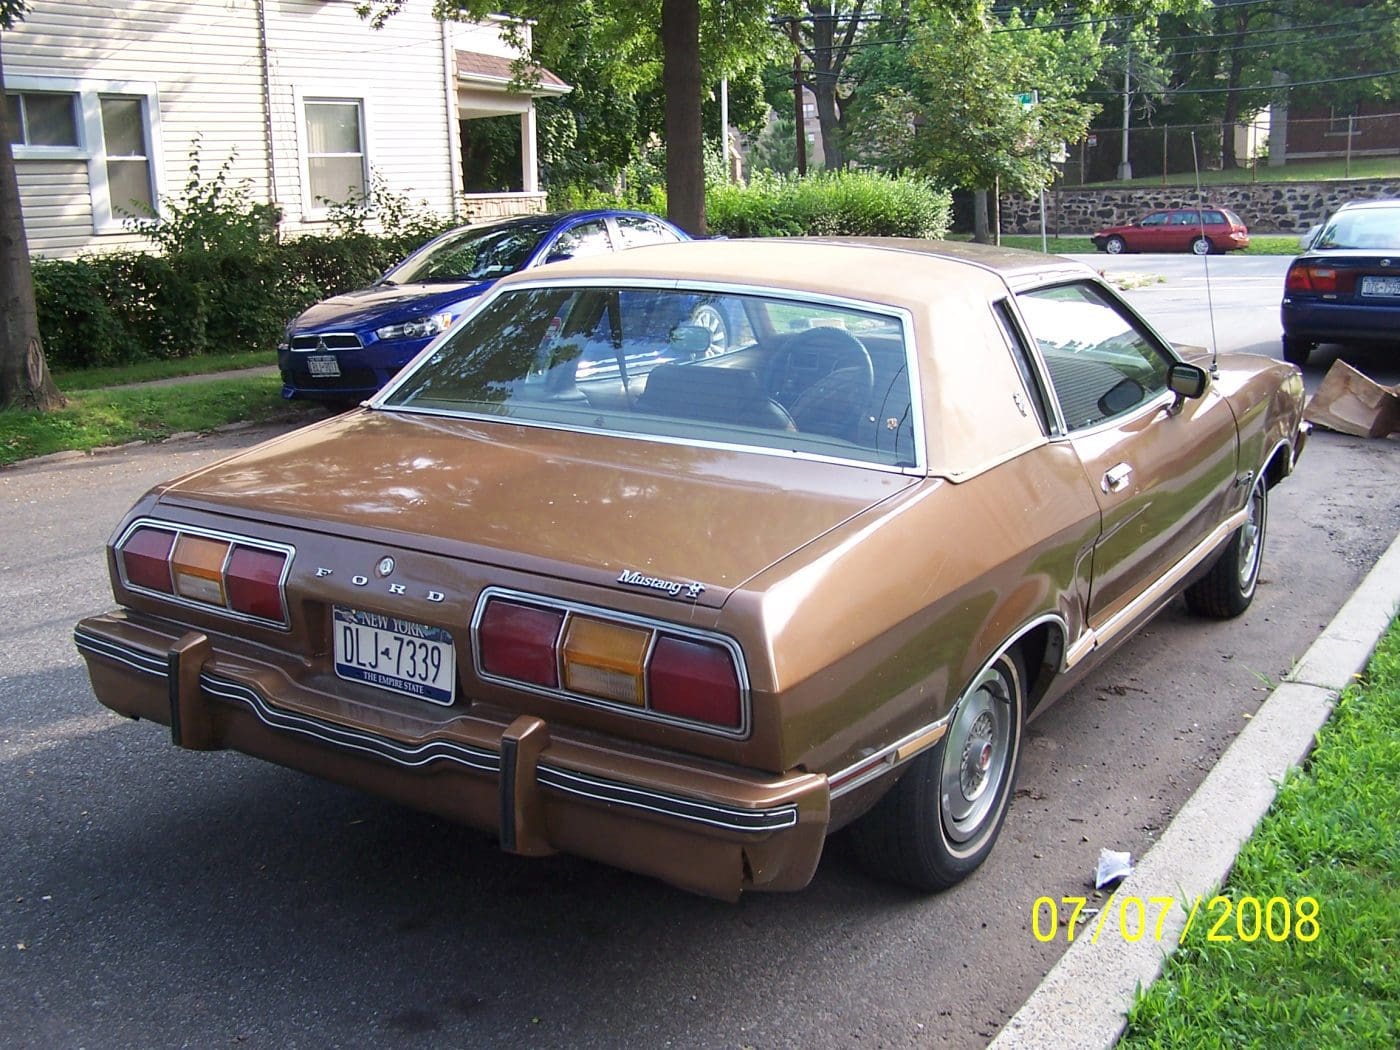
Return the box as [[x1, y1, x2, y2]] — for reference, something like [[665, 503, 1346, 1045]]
[[380, 285, 918, 468], [1315, 207, 1400, 250]]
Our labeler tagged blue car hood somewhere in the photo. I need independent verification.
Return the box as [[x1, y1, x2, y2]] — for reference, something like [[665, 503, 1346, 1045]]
[[291, 281, 489, 333]]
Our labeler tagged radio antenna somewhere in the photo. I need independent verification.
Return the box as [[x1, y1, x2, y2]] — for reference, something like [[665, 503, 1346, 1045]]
[[1190, 131, 1221, 378]]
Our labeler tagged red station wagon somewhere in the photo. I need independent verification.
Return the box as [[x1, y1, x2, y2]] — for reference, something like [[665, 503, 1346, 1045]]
[[1092, 207, 1251, 255]]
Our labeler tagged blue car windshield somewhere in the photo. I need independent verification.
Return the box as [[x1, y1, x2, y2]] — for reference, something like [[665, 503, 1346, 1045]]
[[380, 285, 917, 468], [387, 220, 557, 284]]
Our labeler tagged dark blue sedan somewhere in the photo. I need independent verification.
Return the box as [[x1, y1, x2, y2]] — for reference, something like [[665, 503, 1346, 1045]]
[[279, 210, 688, 401], [1281, 199, 1400, 367]]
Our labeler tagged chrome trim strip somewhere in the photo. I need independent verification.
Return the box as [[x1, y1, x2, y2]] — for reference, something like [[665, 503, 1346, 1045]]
[[114, 518, 295, 631], [1066, 507, 1249, 668], [73, 628, 168, 678], [471, 586, 753, 740], [535, 766, 799, 833], [199, 673, 501, 775]]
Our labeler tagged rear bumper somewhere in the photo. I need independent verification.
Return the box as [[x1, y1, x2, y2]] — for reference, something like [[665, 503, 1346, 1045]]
[[1281, 298, 1400, 346], [74, 612, 830, 899]]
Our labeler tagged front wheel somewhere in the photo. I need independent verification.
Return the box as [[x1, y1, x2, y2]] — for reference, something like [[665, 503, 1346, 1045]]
[[850, 650, 1025, 891], [1105, 235, 1126, 255], [1190, 236, 1212, 256], [1185, 477, 1267, 618]]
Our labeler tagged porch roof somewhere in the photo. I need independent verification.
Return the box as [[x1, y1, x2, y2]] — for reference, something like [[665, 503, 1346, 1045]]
[[455, 50, 572, 96]]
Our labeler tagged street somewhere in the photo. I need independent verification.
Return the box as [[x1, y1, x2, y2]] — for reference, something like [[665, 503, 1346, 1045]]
[[3, 256, 1398, 1049]]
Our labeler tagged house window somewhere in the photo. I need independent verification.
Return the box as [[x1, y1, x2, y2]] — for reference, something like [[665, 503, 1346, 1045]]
[[6, 75, 163, 234], [100, 96, 154, 216], [6, 91, 80, 148], [803, 103, 816, 118], [304, 99, 367, 207]]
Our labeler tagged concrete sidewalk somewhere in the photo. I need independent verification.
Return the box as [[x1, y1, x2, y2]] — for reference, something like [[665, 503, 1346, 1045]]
[[991, 525, 1400, 1049]]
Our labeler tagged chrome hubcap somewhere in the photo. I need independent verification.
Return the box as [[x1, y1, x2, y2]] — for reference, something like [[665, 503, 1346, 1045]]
[[940, 664, 1013, 843], [691, 305, 727, 356], [1238, 484, 1265, 591]]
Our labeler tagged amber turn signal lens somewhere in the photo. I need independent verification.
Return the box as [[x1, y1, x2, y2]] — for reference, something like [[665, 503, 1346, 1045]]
[[561, 616, 650, 705], [171, 535, 230, 606]]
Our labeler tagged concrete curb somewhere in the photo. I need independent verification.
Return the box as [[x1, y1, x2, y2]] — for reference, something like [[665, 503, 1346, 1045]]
[[989, 525, 1400, 1050]]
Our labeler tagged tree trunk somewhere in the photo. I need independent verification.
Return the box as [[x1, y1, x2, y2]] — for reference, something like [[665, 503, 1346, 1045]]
[[1220, 13, 1250, 170], [805, 0, 863, 171], [0, 36, 65, 412], [660, 0, 706, 236], [973, 190, 990, 244]]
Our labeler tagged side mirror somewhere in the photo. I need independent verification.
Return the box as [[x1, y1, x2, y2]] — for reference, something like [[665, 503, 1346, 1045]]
[[1298, 225, 1321, 252], [1168, 362, 1208, 400], [545, 248, 574, 264]]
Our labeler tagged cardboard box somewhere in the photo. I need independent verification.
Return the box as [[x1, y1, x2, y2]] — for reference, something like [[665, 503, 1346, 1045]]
[[1303, 360, 1400, 439]]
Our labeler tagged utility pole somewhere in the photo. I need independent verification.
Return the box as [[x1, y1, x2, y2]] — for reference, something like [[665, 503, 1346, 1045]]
[[1118, 45, 1133, 180], [788, 19, 807, 176], [720, 76, 730, 183]]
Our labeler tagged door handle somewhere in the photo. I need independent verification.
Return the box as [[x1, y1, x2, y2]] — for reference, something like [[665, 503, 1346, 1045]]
[[1102, 463, 1132, 493]]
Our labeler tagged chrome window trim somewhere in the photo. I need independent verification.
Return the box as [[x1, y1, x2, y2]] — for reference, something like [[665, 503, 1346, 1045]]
[[369, 276, 928, 475], [114, 518, 295, 631], [471, 585, 753, 740]]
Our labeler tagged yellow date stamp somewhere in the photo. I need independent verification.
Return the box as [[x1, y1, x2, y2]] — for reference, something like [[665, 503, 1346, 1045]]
[[1031, 894, 1321, 945]]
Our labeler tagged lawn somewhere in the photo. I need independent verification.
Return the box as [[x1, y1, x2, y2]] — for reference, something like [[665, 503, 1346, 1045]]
[[52, 349, 274, 392], [0, 374, 323, 468], [1119, 620, 1400, 1050], [1081, 155, 1400, 189], [954, 234, 1301, 255]]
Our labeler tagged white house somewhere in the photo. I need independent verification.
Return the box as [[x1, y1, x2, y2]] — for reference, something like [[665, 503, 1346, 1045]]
[[3, 0, 569, 259]]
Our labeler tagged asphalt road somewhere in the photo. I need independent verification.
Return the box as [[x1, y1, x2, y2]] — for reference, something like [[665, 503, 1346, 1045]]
[[3, 257, 1398, 1049]]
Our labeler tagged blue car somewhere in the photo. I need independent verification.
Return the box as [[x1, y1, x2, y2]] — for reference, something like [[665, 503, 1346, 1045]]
[[1281, 199, 1400, 367], [279, 210, 688, 401]]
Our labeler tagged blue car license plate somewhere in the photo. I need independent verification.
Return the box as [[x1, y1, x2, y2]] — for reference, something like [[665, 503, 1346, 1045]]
[[333, 606, 455, 705], [1360, 276, 1400, 298], [307, 354, 341, 377]]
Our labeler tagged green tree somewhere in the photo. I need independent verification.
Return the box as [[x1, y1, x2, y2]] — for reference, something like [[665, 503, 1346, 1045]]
[[850, 2, 1106, 230], [1, 0, 65, 411], [360, 0, 777, 236]]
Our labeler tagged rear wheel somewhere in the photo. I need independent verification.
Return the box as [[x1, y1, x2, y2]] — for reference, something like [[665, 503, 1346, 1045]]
[[1190, 236, 1212, 256], [1185, 477, 1267, 618], [850, 650, 1025, 891], [1105, 235, 1126, 255], [689, 303, 730, 357], [1282, 336, 1314, 367]]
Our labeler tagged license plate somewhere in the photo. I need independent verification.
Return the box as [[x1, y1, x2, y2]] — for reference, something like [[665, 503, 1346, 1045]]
[[1360, 275, 1400, 298], [333, 606, 455, 705], [307, 355, 341, 377]]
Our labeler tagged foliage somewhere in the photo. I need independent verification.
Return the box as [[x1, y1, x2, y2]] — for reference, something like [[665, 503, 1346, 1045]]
[[750, 113, 802, 176], [707, 170, 951, 238], [848, 3, 1107, 195], [125, 141, 280, 255]]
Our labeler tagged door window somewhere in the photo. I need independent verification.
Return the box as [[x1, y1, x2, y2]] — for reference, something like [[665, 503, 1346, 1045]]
[[1015, 284, 1171, 431], [549, 220, 613, 260]]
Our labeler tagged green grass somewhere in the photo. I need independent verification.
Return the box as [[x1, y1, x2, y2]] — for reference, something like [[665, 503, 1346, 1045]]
[[1083, 155, 1400, 189], [0, 374, 323, 468], [1120, 620, 1400, 1050], [52, 349, 274, 392], [952, 234, 1301, 255]]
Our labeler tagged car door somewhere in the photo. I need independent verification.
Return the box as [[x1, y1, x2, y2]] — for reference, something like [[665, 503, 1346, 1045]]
[[1014, 282, 1239, 628], [1133, 211, 1171, 251], [543, 218, 615, 263], [1165, 210, 1200, 252], [610, 214, 683, 249]]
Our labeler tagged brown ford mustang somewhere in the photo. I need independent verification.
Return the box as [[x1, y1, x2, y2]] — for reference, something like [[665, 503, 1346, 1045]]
[[74, 239, 1308, 899]]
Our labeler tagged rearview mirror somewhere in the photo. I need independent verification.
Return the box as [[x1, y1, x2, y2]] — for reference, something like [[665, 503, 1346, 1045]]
[[1168, 362, 1208, 400]]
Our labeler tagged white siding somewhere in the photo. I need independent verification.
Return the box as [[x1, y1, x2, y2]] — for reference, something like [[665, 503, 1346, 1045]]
[[5, 0, 267, 258], [264, 0, 457, 231]]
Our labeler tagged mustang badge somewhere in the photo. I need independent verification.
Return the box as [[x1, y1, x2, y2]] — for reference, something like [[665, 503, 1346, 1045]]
[[617, 570, 705, 600]]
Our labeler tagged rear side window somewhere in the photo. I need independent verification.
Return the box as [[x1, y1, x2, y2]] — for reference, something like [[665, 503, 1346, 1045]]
[[993, 301, 1051, 433], [1175, 210, 1200, 225], [1203, 210, 1226, 225], [1014, 284, 1171, 432], [614, 216, 679, 248]]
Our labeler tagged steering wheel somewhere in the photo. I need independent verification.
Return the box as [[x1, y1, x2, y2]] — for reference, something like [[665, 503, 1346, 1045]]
[[769, 326, 874, 441]]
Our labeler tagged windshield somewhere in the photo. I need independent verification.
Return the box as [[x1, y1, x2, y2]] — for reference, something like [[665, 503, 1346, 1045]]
[[1315, 207, 1400, 251], [380, 285, 917, 468], [386, 220, 556, 284]]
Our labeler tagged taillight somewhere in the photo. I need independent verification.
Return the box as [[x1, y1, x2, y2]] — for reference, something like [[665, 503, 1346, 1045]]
[[172, 534, 230, 605], [561, 615, 648, 705], [478, 599, 563, 687], [120, 526, 175, 593], [1286, 264, 1337, 293], [226, 547, 288, 621], [475, 594, 746, 732], [116, 522, 291, 626], [648, 635, 743, 729]]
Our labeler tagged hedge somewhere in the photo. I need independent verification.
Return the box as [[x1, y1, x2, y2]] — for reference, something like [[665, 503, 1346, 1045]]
[[37, 171, 951, 371]]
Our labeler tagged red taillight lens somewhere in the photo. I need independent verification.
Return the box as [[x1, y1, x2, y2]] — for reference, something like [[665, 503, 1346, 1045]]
[[226, 546, 287, 622], [479, 599, 564, 687], [1287, 264, 1337, 293], [120, 526, 176, 593], [648, 635, 742, 728]]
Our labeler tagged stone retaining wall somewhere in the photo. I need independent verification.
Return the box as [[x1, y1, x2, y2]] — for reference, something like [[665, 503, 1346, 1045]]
[[1000, 178, 1400, 235]]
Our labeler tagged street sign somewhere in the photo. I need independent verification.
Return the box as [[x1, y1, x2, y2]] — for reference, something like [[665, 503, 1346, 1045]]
[[1016, 91, 1038, 109], [1088, 134, 1098, 147]]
